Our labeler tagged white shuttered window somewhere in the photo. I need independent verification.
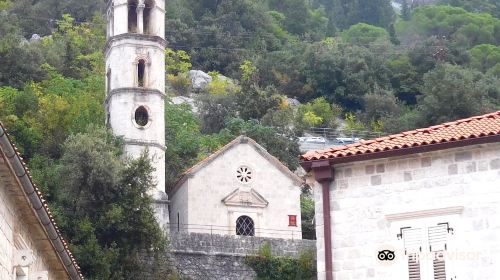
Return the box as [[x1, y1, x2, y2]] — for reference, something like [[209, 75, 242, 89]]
[[400, 223, 453, 280]]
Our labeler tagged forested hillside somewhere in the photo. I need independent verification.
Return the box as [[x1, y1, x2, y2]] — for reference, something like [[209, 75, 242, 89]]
[[1, 0, 499, 278]]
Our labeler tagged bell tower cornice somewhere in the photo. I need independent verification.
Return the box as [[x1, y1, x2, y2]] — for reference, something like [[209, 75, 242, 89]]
[[104, 33, 166, 54]]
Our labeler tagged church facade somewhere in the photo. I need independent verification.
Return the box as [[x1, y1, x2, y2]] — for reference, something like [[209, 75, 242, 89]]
[[301, 111, 500, 280], [104, 0, 169, 227], [0, 123, 83, 280], [169, 136, 304, 240]]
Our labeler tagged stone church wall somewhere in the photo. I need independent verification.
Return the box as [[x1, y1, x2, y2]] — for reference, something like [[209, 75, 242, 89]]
[[167, 232, 316, 280], [170, 142, 303, 240]]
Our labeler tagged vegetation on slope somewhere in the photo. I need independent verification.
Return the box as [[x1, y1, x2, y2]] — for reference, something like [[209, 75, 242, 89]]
[[0, 0, 500, 278]]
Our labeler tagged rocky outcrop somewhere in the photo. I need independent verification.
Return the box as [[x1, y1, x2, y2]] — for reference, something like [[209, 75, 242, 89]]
[[189, 70, 212, 91]]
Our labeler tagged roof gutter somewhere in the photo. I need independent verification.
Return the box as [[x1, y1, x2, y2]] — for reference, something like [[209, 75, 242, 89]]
[[305, 160, 334, 280], [0, 124, 83, 280]]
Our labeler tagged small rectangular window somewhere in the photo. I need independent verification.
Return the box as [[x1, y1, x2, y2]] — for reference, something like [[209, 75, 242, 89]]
[[288, 215, 297, 227]]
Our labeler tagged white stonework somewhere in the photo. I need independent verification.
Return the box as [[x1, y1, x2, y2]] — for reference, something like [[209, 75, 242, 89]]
[[105, 0, 169, 227], [311, 143, 500, 280], [169, 137, 304, 240], [0, 179, 59, 280]]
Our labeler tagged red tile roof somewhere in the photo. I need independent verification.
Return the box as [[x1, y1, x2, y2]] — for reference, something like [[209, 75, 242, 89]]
[[301, 111, 500, 163], [0, 122, 84, 279]]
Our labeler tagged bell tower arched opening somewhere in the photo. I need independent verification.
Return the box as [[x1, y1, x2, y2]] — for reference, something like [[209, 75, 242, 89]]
[[138, 59, 146, 87], [128, 0, 138, 33], [144, 0, 155, 35]]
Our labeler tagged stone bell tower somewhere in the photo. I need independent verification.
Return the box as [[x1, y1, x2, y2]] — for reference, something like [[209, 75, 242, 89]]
[[104, 0, 169, 228]]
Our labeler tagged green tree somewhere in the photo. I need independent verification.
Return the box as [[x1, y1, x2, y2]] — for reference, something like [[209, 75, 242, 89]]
[[240, 60, 258, 85], [401, 0, 411, 20], [439, 0, 499, 18], [385, 55, 421, 104], [236, 86, 282, 121], [165, 101, 204, 189], [300, 40, 392, 110], [245, 243, 316, 280], [301, 196, 316, 240], [165, 48, 192, 75], [400, 6, 500, 47], [345, 113, 366, 134], [53, 126, 167, 279], [330, 0, 395, 29], [165, 48, 192, 95], [267, 0, 328, 38], [7, 0, 104, 37], [361, 87, 403, 126], [418, 63, 499, 125], [298, 97, 340, 129], [0, 0, 11, 10], [221, 118, 301, 170], [341, 23, 391, 45], [469, 44, 500, 73]]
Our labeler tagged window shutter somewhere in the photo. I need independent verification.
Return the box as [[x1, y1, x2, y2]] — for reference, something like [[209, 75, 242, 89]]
[[428, 224, 449, 280], [428, 224, 448, 252], [408, 256, 421, 280], [403, 228, 423, 280], [403, 228, 423, 254], [432, 252, 446, 280]]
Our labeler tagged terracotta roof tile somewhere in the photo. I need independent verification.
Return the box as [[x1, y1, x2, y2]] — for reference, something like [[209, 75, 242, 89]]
[[301, 111, 500, 162]]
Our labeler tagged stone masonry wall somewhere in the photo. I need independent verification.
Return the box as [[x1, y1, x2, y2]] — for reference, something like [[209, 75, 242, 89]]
[[313, 142, 500, 280], [168, 232, 316, 280], [0, 163, 60, 280]]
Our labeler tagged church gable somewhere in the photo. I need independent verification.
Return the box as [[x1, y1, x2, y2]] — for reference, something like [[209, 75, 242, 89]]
[[222, 188, 269, 208], [170, 135, 302, 197]]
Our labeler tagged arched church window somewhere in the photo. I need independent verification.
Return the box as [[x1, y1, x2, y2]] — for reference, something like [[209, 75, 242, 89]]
[[144, 0, 154, 35], [138, 59, 146, 87], [128, 0, 138, 33], [236, 216, 255, 237], [134, 106, 149, 127]]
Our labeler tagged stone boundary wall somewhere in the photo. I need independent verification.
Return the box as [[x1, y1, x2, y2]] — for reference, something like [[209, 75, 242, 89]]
[[168, 232, 316, 280]]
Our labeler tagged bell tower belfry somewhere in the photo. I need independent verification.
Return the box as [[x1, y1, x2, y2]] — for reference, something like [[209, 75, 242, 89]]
[[105, 0, 169, 227]]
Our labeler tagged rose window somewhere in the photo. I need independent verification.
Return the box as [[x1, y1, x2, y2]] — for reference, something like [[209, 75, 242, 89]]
[[237, 166, 253, 183]]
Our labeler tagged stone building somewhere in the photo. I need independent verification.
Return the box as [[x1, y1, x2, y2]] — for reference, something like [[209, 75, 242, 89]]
[[301, 111, 500, 280], [104, 0, 169, 227], [0, 123, 83, 280], [169, 136, 304, 240]]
